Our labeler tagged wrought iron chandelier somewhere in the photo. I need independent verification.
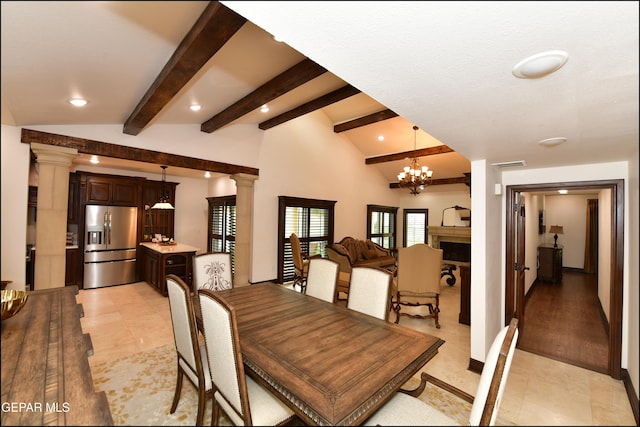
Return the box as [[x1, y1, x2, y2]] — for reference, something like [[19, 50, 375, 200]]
[[397, 126, 433, 195]]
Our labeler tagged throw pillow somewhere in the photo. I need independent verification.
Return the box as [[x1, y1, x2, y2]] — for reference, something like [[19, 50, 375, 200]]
[[363, 240, 380, 259], [331, 243, 354, 264]]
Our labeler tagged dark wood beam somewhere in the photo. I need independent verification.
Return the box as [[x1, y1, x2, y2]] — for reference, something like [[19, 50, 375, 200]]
[[22, 129, 258, 176], [259, 85, 360, 130], [366, 145, 455, 164], [201, 58, 327, 133], [123, 2, 247, 136], [334, 109, 398, 133], [389, 175, 470, 189]]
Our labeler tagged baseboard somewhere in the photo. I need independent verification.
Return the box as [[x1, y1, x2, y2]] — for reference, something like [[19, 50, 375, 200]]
[[622, 369, 640, 426], [468, 357, 483, 374]]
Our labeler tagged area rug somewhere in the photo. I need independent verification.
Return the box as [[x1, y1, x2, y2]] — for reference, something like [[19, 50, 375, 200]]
[[91, 344, 514, 426]]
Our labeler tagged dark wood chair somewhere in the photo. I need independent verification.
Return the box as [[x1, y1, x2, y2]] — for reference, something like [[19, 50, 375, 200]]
[[364, 318, 519, 426]]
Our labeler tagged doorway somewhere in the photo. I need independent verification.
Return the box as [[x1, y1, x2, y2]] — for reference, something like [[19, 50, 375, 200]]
[[505, 179, 624, 379]]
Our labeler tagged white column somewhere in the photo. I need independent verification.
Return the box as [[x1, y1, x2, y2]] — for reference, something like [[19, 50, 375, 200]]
[[230, 173, 258, 287], [30, 143, 77, 289]]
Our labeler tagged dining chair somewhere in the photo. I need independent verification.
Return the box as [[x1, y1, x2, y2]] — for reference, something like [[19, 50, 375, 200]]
[[364, 318, 519, 426], [166, 274, 213, 426], [393, 243, 443, 328], [198, 288, 296, 426], [290, 232, 319, 293], [304, 258, 339, 303], [192, 251, 233, 293], [347, 266, 393, 321]]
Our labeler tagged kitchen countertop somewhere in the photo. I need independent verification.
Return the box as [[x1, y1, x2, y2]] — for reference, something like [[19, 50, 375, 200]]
[[140, 242, 199, 254]]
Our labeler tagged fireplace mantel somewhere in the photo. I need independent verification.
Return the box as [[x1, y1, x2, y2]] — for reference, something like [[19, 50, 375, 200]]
[[428, 226, 471, 263]]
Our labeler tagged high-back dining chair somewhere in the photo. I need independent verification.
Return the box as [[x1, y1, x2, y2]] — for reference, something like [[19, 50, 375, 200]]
[[347, 266, 393, 321], [290, 233, 310, 292], [305, 258, 339, 303], [166, 274, 213, 426], [394, 243, 443, 328], [198, 289, 295, 426], [192, 252, 233, 293], [364, 318, 519, 426]]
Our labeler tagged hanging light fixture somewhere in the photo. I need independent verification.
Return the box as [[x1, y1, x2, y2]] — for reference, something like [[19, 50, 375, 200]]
[[397, 126, 434, 195], [151, 165, 175, 210]]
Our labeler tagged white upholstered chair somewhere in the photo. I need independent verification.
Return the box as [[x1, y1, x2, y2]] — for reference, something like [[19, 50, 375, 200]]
[[394, 243, 443, 327], [364, 318, 519, 426], [166, 274, 213, 426], [347, 266, 393, 321], [304, 258, 339, 303], [192, 252, 233, 292], [198, 289, 295, 426]]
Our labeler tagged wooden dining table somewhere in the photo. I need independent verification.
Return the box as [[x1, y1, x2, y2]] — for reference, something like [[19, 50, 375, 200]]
[[194, 282, 444, 426]]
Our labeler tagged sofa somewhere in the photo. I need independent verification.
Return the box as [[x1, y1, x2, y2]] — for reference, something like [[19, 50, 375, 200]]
[[326, 237, 396, 275]]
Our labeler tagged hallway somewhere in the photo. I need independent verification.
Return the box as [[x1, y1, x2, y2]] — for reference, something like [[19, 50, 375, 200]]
[[518, 269, 609, 373]]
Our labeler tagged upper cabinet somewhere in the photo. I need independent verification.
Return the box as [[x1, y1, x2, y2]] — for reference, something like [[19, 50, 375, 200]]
[[84, 174, 142, 206], [141, 180, 177, 241], [67, 173, 80, 224]]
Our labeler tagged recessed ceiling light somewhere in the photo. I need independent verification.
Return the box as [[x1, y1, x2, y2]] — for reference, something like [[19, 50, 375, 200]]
[[68, 98, 88, 107], [377, 135, 384, 142], [190, 104, 202, 111], [89, 155, 99, 164], [260, 104, 269, 113], [538, 137, 567, 147], [204, 171, 211, 178], [558, 189, 568, 194], [512, 50, 568, 79]]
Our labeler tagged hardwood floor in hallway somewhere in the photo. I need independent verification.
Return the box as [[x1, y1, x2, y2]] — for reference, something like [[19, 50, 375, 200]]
[[518, 269, 609, 373]]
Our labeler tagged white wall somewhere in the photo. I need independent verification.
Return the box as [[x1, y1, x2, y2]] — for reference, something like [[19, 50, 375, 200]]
[[545, 194, 594, 269], [627, 144, 639, 401], [1, 125, 31, 290]]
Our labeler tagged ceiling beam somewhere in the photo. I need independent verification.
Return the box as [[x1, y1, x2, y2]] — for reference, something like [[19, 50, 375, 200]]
[[123, 1, 247, 136], [21, 129, 258, 176], [334, 109, 398, 133], [389, 175, 470, 189], [201, 58, 328, 133], [365, 145, 455, 164], [259, 85, 361, 130]]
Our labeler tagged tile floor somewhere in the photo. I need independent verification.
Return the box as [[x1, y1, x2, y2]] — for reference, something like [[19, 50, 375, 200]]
[[77, 275, 636, 426]]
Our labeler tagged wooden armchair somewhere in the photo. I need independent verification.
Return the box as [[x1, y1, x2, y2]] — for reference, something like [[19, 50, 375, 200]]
[[290, 233, 320, 293], [393, 244, 443, 328]]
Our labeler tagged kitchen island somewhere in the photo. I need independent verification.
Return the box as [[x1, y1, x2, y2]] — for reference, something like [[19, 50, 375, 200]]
[[139, 242, 199, 296]]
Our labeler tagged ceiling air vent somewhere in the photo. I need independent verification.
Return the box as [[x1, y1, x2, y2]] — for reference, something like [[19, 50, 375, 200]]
[[491, 160, 526, 168]]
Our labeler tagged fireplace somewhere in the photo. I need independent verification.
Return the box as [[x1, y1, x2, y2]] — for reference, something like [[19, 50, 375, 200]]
[[427, 226, 471, 265], [440, 241, 471, 263]]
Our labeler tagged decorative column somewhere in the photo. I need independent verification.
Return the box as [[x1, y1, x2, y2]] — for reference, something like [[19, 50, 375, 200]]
[[30, 143, 77, 290], [231, 173, 258, 287]]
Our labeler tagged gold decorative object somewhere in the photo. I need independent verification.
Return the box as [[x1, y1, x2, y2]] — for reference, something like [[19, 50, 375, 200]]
[[1, 289, 29, 320], [397, 126, 433, 195]]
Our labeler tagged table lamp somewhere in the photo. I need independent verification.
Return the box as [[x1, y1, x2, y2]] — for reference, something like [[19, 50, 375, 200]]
[[548, 225, 564, 247]]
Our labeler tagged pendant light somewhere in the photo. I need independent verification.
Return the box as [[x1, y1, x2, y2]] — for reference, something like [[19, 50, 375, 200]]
[[151, 165, 174, 210]]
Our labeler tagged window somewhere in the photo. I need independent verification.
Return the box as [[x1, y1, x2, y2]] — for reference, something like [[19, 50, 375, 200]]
[[403, 208, 429, 247], [367, 205, 398, 249], [278, 196, 335, 284], [207, 195, 236, 272]]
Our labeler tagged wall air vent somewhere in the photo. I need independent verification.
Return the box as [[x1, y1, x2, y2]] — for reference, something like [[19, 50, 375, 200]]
[[491, 160, 526, 168]]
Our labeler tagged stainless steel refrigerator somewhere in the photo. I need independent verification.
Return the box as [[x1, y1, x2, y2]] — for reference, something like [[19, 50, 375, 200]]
[[83, 205, 138, 289]]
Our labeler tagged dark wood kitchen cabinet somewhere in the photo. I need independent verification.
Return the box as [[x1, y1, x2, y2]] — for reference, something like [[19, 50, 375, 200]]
[[537, 244, 563, 283], [84, 174, 142, 206], [67, 172, 80, 224], [139, 243, 195, 296], [141, 180, 177, 241]]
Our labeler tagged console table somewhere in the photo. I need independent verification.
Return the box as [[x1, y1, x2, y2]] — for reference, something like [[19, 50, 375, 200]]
[[537, 244, 563, 283], [1, 286, 113, 425]]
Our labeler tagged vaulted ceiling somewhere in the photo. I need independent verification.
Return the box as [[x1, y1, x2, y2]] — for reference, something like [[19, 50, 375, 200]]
[[2, 1, 637, 188]]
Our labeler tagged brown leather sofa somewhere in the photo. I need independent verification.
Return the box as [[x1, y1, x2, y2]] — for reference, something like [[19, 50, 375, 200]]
[[326, 237, 396, 276]]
